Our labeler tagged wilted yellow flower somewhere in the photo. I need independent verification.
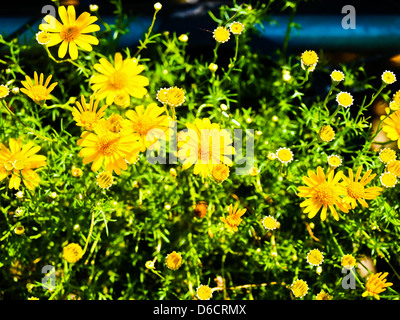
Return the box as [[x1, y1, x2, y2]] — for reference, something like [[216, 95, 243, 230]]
[[262, 216, 278, 230], [96, 171, 114, 189], [71, 166, 83, 177], [14, 225, 25, 235], [267, 152, 276, 161], [315, 290, 333, 300], [301, 50, 318, 66], [386, 160, 400, 177], [362, 272, 393, 300], [39, 5, 100, 60], [212, 163, 230, 182], [327, 154, 342, 168], [319, 125, 335, 142], [379, 148, 396, 164], [330, 70, 344, 83], [165, 86, 185, 107], [291, 279, 308, 298], [35, 31, 51, 45], [196, 285, 213, 300], [63, 243, 83, 263], [165, 251, 183, 270]]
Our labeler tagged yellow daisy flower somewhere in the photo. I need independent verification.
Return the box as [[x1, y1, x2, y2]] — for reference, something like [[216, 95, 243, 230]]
[[0, 138, 47, 190], [298, 166, 350, 221], [125, 103, 170, 153], [301, 50, 318, 66], [77, 119, 141, 175], [362, 272, 393, 300], [378, 148, 396, 164], [229, 21, 245, 35], [220, 203, 246, 232], [196, 284, 213, 300], [72, 95, 108, 131], [380, 172, 397, 188], [91, 52, 149, 106], [165, 86, 185, 107], [39, 5, 100, 60], [165, 251, 183, 270], [382, 109, 400, 148], [20, 71, 58, 105], [213, 26, 230, 43], [336, 91, 353, 108], [276, 147, 294, 164], [319, 125, 335, 142], [63, 243, 83, 263], [339, 166, 382, 209], [96, 171, 114, 189], [381, 70, 396, 85], [291, 279, 308, 298], [178, 118, 234, 179], [0, 84, 10, 98], [306, 248, 324, 266], [341, 254, 356, 270]]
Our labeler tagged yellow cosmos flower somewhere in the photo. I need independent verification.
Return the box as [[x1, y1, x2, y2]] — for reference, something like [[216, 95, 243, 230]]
[[213, 26, 230, 43], [229, 21, 245, 35], [178, 118, 234, 179], [0, 138, 47, 190], [39, 5, 100, 60], [91, 52, 149, 106], [382, 109, 400, 148], [63, 243, 83, 263], [291, 279, 308, 298], [0, 84, 10, 98], [20, 72, 58, 105], [96, 171, 114, 189], [196, 284, 213, 300], [298, 166, 350, 221], [336, 91, 353, 108], [220, 203, 246, 232], [319, 125, 335, 142], [72, 95, 108, 131], [165, 251, 183, 270], [77, 119, 141, 175], [362, 272, 393, 300], [125, 103, 170, 153], [339, 166, 382, 209], [378, 148, 396, 164], [341, 254, 356, 270], [381, 70, 396, 85], [306, 248, 324, 266]]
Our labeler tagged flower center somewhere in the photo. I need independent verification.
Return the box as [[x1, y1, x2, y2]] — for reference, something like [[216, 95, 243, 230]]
[[81, 111, 97, 126], [30, 85, 47, 100], [60, 26, 80, 42], [314, 183, 335, 205], [347, 182, 364, 199], [132, 120, 152, 136], [110, 70, 128, 90], [98, 134, 119, 156]]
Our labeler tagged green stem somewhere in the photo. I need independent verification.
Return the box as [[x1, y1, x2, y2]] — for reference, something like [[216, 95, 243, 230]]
[[134, 8, 159, 58], [82, 209, 95, 255]]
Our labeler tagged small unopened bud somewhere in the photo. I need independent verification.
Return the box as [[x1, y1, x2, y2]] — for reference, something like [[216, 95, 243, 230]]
[[154, 2, 162, 11]]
